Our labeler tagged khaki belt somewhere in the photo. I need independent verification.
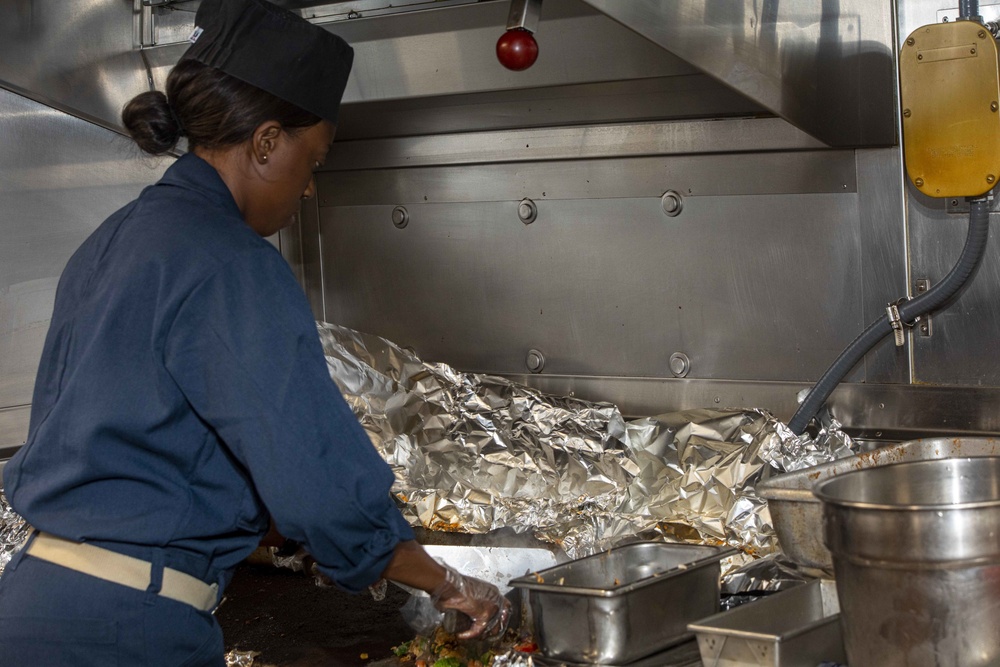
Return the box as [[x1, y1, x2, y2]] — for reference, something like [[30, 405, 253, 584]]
[[27, 533, 219, 612]]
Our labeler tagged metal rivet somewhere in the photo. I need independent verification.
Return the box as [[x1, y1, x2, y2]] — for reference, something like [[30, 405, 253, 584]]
[[917, 53, 923, 60], [972, 47, 978, 55], [669, 352, 691, 378], [518, 198, 538, 225], [980, 30, 988, 39], [915, 177, 925, 187], [989, 174, 996, 184], [992, 102, 998, 112], [906, 37, 915, 46], [391, 205, 409, 228], [661, 190, 684, 217], [903, 108, 912, 117], [525, 349, 545, 373]]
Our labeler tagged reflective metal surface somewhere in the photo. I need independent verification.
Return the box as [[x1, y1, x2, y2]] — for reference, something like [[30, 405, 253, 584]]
[[323, 118, 825, 170], [857, 148, 909, 385], [0, 88, 172, 446], [0, 0, 150, 133], [689, 580, 845, 667], [509, 543, 730, 664], [908, 189, 1000, 385], [318, 146, 863, 382], [760, 437, 1000, 570], [578, 0, 898, 147], [818, 457, 1000, 667], [141, 0, 762, 139]]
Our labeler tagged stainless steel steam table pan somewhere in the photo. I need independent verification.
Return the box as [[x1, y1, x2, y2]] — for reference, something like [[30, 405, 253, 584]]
[[688, 579, 845, 667], [756, 436, 1000, 570], [510, 542, 735, 665]]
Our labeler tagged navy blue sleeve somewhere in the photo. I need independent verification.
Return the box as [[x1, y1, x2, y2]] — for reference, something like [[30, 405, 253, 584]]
[[163, 247, 414, 593]]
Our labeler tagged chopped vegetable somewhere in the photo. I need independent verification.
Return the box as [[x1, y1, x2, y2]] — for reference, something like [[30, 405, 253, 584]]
[[432, 658, 463, 667]]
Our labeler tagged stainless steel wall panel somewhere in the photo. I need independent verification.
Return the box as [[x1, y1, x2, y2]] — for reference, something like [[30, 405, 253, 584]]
[[511, 375, 1000, 439], [318, 150, 856, 207], [0, 88, 172, 446], [324, 118, 826, 171], [319, 190, 863, 381], [908, 190, 1000, 385], [578, 0, 898, 147], [856, 148, 910, 384]]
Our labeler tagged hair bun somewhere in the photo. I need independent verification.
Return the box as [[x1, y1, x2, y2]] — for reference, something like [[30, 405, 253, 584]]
[[122, 90, 182, 155]]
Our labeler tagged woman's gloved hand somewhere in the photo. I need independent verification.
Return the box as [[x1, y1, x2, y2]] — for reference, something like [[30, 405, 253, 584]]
[[429, 566, 511, 639]]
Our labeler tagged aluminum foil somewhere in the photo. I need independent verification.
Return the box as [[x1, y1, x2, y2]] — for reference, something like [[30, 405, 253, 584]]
[[224, 650, 260, 666], [0, 492, 31, 578], [318, 322, 855, 559]]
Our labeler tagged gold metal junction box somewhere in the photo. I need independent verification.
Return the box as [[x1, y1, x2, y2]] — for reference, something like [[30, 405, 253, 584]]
[[900, 21, 1000, 198]]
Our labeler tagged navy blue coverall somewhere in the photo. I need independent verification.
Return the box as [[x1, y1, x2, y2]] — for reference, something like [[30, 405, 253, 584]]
[[0, 153, 414, 665]]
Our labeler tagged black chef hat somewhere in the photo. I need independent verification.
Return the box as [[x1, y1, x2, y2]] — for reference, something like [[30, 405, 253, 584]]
[[181, 0, 353, 124]]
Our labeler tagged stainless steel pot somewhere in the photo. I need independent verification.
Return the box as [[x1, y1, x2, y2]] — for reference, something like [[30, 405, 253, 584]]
[[815, 457, 1000, 667]]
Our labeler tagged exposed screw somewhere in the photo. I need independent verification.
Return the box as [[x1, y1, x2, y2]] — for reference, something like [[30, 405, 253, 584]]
[[391, 205, 409, 228], [903, 108, 912, 117], [669, 352, 691, 378], [992, 101, 998, 112], [972, 47, 978, 55], [915, 177, 925, 187], [980, 30, 988, 39], [906, 37, 915, 46], [518, 198, 538, 225], [918, 54, 923, 60], [989, 174, 996, 184], [920, 323, 929, 334], [661, 190, 684, 217], [525, 349, 545, 373]]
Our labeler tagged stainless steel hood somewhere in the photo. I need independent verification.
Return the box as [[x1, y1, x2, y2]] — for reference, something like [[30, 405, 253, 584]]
[[0, 0, 897, 146], [576, 0, 899, 147]]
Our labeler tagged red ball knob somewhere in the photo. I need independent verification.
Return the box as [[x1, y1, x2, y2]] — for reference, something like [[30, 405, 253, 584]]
[[496, 28, 539, 71]]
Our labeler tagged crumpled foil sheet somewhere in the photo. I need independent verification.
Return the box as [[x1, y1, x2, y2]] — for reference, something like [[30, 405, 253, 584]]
[[318, 322, 855, 559], [224, 649, 260, 666], [0, 492, 31, 578]]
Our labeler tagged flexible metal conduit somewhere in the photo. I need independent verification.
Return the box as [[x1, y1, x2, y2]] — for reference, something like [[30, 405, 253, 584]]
[[788, 199, 992, 435]]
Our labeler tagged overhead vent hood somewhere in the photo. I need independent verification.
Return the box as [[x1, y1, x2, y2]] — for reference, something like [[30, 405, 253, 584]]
[[0, 0, 896, 146]]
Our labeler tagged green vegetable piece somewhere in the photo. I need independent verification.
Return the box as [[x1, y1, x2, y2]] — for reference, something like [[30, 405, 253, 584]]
[[393, 641, 411, 657], [432, 657, 463, 667]]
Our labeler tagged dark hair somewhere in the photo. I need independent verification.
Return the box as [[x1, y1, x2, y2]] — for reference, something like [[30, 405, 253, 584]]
[[122, 59, 322, 155]]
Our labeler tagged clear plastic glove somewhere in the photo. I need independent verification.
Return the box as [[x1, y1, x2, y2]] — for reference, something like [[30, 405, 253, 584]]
[[430, 565, 511, 640]]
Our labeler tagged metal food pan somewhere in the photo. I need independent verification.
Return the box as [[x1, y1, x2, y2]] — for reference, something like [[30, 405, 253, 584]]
[[688, 580, 845, 666], [757, 437, 1000, 570], [510, 542, 735, 665]]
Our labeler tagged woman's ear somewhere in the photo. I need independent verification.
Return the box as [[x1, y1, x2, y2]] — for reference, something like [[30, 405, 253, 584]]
[[252, 120, 283, 165]]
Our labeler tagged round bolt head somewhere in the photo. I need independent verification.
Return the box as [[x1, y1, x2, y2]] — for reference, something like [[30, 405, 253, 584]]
[[906, 37, 915, 46], [391, 205, 409, 228], [668, 352, 690, 378], [518, 198, 538, 225], [660, 190, 684, 217], [903, 108, 911, 117], [525, 348, 545, 372], [914, 177, 925, 187], [980, 30, 988, 39], [989, 174, 997, 184]]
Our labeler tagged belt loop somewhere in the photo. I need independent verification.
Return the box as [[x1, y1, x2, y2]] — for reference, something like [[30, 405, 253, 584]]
[[146, 549, 165, 599]]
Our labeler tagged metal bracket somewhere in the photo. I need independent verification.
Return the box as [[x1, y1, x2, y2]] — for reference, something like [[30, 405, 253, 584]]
[[914, 279, 933, 336], [507, 0, 542, 32]]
